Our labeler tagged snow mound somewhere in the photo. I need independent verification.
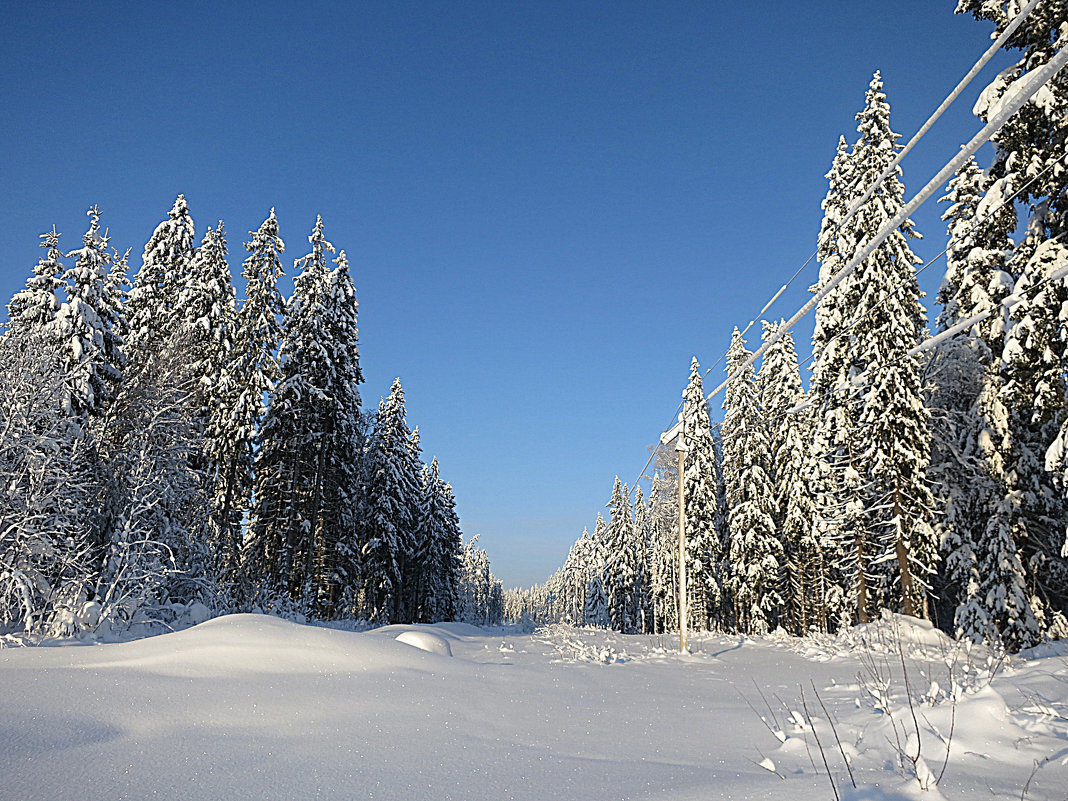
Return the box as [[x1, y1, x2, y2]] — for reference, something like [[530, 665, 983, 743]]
[[778, 611, 962, 663], [870, 613, 953, 648], [395, 630, 453, 656], [77, 613, 443, 676], [428, 621, 484, 637]]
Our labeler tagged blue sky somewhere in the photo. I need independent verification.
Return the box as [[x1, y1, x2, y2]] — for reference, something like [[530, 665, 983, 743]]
[[0, 2, 1009, 588]]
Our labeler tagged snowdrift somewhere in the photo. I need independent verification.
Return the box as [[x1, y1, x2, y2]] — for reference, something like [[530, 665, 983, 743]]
[[1, 615, 1065, 801]]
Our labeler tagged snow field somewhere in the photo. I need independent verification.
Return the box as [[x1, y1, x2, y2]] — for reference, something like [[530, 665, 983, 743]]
[[1, 613, 1066, 800]]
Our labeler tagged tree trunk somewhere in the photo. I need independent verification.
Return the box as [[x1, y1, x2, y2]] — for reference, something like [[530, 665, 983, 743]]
[[856, 533, 869, 625], [894, 487, 922, 618]]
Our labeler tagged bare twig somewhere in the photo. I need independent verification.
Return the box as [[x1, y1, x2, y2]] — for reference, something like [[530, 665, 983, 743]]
[[737, 687, 784, 743], [754, 679, 785, 737], [898, 634, 923, 768], [937, 692, 957, 786], [813, 680, 856, 789], [751, 752, 786, 780], [801, 684, 840, 801], [1020, 755, 1051, 801]]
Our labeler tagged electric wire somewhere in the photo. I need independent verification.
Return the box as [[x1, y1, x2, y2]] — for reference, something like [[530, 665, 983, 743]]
[[641, 16, 1065, 499], [629, 5, 1059, 502], [795, 149, 1068, 373], [705, 40, 1068, 403], [698, 0, 1041, 380]]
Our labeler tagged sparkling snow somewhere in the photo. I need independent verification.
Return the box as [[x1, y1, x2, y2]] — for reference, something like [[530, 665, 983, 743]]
[[1, 613, 1065, 800]]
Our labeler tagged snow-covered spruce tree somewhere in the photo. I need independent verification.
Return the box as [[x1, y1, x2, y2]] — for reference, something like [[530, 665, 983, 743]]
[[648, 466, 679, 633], [316, 250, 366, 615], [631, 483, 650, 633], [217, 210, 286, 593], [456, 534, 502, 626], [809, 134, 867, 625], [6, 226, 65, 337], [584, 514, 610, 627], [722, 329, 783, 634], [410, 460, 462, 622], [244, 218, 363, 615], [55, 206, 126, 418], [1007, 207, 1068, 616], [358, 379, 420, 622], [179, 223, 241, 577], [954, 374, 1040, 650], [758, 321, 825, 633], [603, 477, 637, 632], [126, 194, 196, 358], [0, 329, 97, 635], [392, 426, 426, 622], [95, 330, 216, 630], [561, 528, 593, 625], [407, 460, 434, 621], [680, 357, 723, 631], [928, 157, 1022, 632], [959, 0, 1068, 624], [437, 479, 464, 621], [848, 72, 938, 619]]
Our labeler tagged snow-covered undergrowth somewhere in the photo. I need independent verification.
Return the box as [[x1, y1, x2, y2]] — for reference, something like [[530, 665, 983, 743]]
[[1, 614, 1065, 800]]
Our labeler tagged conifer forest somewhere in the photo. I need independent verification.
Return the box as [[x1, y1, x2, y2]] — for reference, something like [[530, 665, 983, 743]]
[[1, 199, 504, 636], [8, 3, 1068, 800], [506, 6, 1068, 654], [2, 2, 1068, 658]]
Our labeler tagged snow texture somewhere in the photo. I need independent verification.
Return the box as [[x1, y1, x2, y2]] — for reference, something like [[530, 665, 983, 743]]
[[2, 612, 1066, 801]]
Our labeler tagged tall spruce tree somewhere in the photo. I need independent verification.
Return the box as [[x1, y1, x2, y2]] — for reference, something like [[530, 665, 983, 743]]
[[126, 194, 196, 357], [681, 357, 722, 631], [393, 425, 425, 622], [1004, 207, 1068, 615], [930, 157, 1027, 635], [244, 217, 361, 614], [410, 459, 461, 622], [722, 329, 782, 634], [631, 483, 650, 633], [360, 379, 419, 622], [603, 477, 636, 632], [584, 514, 610, 627], [810, 134, 867, 624], [959, 0, 1068, 626], [647, 472, 678, 633], [7, 226, 65, 337], [220, 210, 286, 587], [848, 72, 937, 618], [182, 224, 240, 576], [318, 250, 365, 614], [55, 206, 125, 418], [759, 321, 824, 633]]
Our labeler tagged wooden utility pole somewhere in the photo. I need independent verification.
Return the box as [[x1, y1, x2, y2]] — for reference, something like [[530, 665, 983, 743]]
[[676, 411, 688, 653]]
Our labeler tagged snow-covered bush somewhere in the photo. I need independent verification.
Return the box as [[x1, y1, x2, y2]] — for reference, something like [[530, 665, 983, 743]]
[[0, 331, 98, 636]]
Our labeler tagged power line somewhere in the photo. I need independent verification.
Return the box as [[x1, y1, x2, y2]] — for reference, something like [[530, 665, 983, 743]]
[[705, 40, 1068, 404], [712, 258, 1068, 457], [628, 400, 683, 500], [697, 0, 1040, 381], [841, 0, 1041, 224], [637, 4, 1057, 499], [797, 149, 1068, 373]]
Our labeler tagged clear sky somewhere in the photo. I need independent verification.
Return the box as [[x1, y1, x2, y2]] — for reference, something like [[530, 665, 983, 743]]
[[0, 1, 1010, 589]]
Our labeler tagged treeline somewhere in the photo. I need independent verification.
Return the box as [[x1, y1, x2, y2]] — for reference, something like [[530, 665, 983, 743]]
[[0, 198, 498, 635], [507, 4, 1068, 652]]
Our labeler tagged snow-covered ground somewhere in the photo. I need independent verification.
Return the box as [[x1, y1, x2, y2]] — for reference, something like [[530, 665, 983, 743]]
[[1, 614, 1065, 800]]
